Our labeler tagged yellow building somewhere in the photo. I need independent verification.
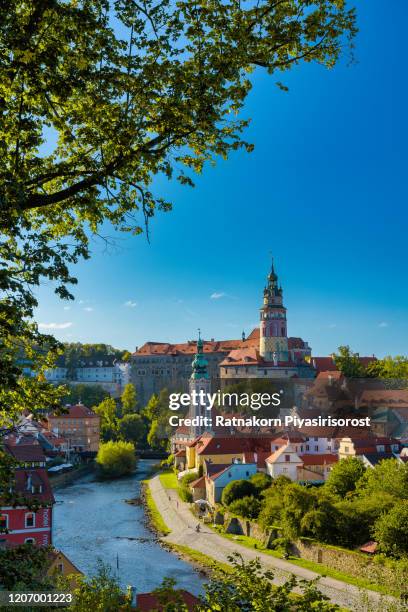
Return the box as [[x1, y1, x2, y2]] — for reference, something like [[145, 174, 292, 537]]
[[47, 549, 83, 589]]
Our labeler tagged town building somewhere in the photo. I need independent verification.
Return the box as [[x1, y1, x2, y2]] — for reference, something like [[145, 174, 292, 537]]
[[44, 357, 130, 396], [205, 461, 257, 505], [219, 261, 314, 385], [46, 403, 100, 454], [131, 337, 244, 405], [0, 437, 54, 547]]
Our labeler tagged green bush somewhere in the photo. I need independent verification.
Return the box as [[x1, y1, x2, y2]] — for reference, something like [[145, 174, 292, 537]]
[[249, 472, 271, 494], [96, 440, 136, 478], [373, 500, 408, 558], [221, 479, 257, 506], [229, 496, 261, 519]]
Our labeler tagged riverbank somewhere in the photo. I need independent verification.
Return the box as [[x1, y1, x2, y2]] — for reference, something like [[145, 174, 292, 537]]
[[146, 473, 403, 612], [49, 462, 95, 489], [53, 460, 204, 595]]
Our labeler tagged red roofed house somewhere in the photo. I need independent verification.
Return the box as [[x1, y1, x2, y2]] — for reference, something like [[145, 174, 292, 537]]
[[338, 436, 402, 460], [0, 437, 54, 547], [136, 590, 199, 611], [297, 453, 338, 482], [46, 403, 100, 453]]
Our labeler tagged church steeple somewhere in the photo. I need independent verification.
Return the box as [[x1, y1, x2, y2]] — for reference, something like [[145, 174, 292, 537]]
[[191, 329, 209, 380], [259, 257, 289, 363]]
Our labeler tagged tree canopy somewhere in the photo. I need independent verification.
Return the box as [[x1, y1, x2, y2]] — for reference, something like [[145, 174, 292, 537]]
[[0, 0, 357, 425]]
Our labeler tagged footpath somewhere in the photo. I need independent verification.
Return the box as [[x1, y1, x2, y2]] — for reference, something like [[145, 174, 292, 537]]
[[148, 474, 400, 612]]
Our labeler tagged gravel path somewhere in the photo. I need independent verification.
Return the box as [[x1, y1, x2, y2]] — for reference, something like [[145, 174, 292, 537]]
[[149, 475, 402, 612]]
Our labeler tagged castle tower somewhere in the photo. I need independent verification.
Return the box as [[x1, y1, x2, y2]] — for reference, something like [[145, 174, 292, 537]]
[[189, 330, 212, 437], [259, 259, 289, 363]]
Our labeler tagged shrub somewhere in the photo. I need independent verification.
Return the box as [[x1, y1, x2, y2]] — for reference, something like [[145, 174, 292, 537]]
[[250, 472, 272, 494], [373, 500, 408, 558], [221, 479, 257, 506], [179, 487, 193, 503], [229, 496, 261, 520], [96, 440, 136, 478]]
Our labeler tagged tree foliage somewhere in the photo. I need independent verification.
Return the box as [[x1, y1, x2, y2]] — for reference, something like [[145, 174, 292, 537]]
[[325, 457, 366, 498], [94, 397, 120, 441], [229, 495, 261, 519], [96, 440, 136, 478], [331, 346, 367, 378], [221, 479, 257, 506], [373, 501, 408, 558], [62, 383, 110, 408], [119, 412, 146, 445], [0, 0, 356, 427], [120, 383, 138, 415]]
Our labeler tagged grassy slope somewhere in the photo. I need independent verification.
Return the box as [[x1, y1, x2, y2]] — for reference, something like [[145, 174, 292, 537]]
[[159, 470, 179, 490], [143, 480, 171, 535], [213, 530, 397, 597]]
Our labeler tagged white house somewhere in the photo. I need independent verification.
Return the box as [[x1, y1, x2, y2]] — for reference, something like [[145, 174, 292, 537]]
[[265, 443, 303, 480]]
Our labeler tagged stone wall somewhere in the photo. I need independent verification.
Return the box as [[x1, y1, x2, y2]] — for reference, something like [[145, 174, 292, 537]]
[[49, 463, 94, 489], [293, 538, 406, 594]]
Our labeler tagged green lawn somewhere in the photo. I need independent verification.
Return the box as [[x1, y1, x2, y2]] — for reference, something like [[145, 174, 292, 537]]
[[168, 543, 233, 574], [143, 480, 171, 535], [159, 469, 179, 490]]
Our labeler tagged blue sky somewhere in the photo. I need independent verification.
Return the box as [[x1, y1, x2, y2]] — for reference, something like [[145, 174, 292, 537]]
[[35, 0, 408, 357]]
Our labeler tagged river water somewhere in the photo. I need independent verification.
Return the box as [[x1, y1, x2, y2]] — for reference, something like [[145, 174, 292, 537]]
[[53, 460, 204, 596]]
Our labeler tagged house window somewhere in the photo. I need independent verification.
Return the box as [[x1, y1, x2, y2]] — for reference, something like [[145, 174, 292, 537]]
[[344, 446, 349, 453], [25, 512, 35, 528], [24, 538, 35, 544], [0, 514, 8, 530], [57, 563, 64, 573], [306, 445, 310, 451], [285, 454, 290, 462], [282, 467, 288, 473], [314, 446, 319, 452], [314, 437, 318, 441]]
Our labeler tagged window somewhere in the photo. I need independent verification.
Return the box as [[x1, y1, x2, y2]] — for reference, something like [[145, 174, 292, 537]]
[[314, 437, 318, 441], [25, 512, 35, 528], [306, 445, 310, 451], [344, 446, 349, 453], [314, 445, 319, 451], [282, 467, 288, 473], [285, 454, 290, 462], [57, 563, 64, 573], [0, 514, 8, 530], [24, 538, 35, 544]]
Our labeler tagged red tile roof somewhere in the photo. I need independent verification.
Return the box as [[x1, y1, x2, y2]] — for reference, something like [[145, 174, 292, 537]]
[[243, 451, 271, 468], [135, 338, 243, 356], [311, 356, 376, 373], [174, 449, 186, 457], [49, 404, 99, 419], [13, 469, 55, 504], [136, 591, 199, 611], [4, 439, 45, 463], [190, 476, 206, 488], [196, 436, 275, 456], [299, 454, 338, 466], [359, 541, 378, 554]]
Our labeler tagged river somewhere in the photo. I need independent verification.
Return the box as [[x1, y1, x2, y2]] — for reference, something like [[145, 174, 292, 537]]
[[53, 460, 204, 596]]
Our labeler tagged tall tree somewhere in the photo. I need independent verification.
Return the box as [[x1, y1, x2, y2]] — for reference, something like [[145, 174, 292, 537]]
[[121, 383, 138, 415], [0, 0, 356, 424], [332, 346, 367, 378], [94, 397, 120, 441]]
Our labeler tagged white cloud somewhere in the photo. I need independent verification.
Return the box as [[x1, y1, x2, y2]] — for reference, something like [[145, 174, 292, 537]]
[[124, 300, 138, 308], [83, 307, 94, 312], [38, 322, 73, 330], [210, 292, 226, 300], [378, 321, 389, 328]]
